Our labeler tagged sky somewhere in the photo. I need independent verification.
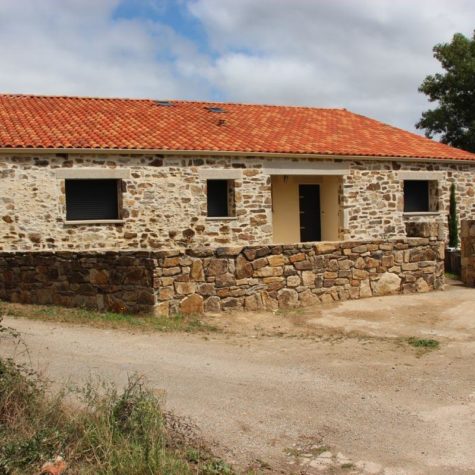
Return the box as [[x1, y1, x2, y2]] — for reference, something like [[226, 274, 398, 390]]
[[0, 0, 473, 133]]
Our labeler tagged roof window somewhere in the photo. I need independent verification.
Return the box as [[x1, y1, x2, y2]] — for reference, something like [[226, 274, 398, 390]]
[[205, 106, 226, 113], [154, 100, 174, 106]]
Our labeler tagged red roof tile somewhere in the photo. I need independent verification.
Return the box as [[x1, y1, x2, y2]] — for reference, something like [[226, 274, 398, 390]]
[[0, 94, 473, 161]]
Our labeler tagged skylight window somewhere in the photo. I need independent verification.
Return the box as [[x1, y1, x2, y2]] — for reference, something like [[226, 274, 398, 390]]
[[205, 106, 226, 113], [154, 100, 174, 106]]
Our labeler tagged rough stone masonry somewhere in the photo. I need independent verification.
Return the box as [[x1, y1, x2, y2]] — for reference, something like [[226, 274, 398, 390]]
[[1, 153, 475, 251], [0, 225, 445, 315]]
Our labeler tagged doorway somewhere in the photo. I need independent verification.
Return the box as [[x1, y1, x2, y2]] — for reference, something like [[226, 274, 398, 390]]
[[299, 184, 321, 242]]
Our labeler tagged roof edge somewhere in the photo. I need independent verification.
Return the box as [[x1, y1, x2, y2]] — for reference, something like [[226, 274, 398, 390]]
[[0, 147, 474, 163]]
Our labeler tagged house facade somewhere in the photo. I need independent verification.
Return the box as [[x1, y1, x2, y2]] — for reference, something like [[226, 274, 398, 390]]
[[1, 94, 475, 253], [0, 94, 474, 314]]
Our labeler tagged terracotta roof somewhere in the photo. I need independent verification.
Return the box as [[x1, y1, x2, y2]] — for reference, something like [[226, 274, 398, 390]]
[[0, 93, 473, 161]]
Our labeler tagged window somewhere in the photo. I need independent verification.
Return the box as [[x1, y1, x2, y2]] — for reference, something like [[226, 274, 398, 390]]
[[207, 179, 234, 217], [65, 179, 120, 221], [403, 180, 438, 213]]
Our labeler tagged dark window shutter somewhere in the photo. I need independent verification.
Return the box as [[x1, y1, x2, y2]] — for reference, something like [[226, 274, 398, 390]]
[[404, 180, 429, 212], [207, 180, 229, 217], [66, 179, 119, 220]]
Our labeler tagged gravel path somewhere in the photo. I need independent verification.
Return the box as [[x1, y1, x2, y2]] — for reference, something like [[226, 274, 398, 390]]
[[2, 284, 475, 474]]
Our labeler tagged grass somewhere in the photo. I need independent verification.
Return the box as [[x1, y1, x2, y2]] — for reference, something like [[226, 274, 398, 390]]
[[445, 271, 461, 280], [0, 316, 256, 475], [0, 300, 218, 334], [0, 358, 236, 474], [408, 337, 440, 349]]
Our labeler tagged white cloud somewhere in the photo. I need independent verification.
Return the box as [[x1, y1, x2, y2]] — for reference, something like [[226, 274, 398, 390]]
[[0, 0, 209, 99], [189, 0, 475, 130]]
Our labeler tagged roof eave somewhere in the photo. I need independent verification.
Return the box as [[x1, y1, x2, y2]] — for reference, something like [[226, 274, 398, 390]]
[[0, 147, 473, 164]]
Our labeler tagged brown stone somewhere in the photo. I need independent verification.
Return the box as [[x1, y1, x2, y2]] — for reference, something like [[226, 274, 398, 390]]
[[277, 288, 299, 309], [252, 257, 268, 270], [89, 268, 109, 285], [287, 275, 301, 287], [267, 254, 286, 266], [372, 272, 401, 296], [289, 253, 306, 263], [315, 243, 338, 254], [175, 281, 196, 295], [352, 269, 369, 280], [302, 271, 315, 286], [154, 301, 169, 317], [204, 296, 221, 313], [163, 257, 180, 267], [299, 289, 319, 306], [28, 233, 42, 243], [415, 277, 430, 293], [158, 287, 174, 301], [235, 255, 253, 279], [215, 272, 235, 287], [179, 294, 204, 314], [206, 258, 228, 276], [261, 291, 278, 310], [294, 260, 313, 271], [190, 260, 205, 281], [244, 293, 262, 311]]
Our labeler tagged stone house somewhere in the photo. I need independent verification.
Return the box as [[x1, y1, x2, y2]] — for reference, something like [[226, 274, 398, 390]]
[[1, 94, 474, 252], [0, 94, 473, 315]]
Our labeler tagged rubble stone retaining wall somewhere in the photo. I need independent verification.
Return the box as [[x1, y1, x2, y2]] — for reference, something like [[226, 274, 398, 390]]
[[0, 229, 445, 315], [461, 220, 475, 286]]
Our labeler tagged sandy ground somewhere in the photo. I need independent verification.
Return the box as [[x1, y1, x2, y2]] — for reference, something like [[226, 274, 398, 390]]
[[1, 282, 475, 474]]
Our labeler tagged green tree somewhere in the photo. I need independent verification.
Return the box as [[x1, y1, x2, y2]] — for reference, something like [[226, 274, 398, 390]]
[[448, 182, 459, 248], [416, 31, 475, 152]]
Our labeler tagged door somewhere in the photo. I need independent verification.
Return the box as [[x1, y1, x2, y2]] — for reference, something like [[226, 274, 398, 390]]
[[299, 184, 321, 242]]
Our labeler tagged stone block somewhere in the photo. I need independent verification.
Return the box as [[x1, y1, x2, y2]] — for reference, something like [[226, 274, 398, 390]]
[[179, 294, 204, 314], [190, 260, 205, 281], [287, 275, 301, 287], [175, 281, 196, 295], [371, 272, 401, 296], [206, 258, 228, 276], [315, 242, 338, 254], [277, 288, 299, 309], [204, 296, 221, 313], [268, 254, 286, 267]]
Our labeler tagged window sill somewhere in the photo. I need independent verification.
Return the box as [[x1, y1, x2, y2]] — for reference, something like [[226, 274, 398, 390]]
[[206, 216, 236, 221], [64, 219, 125, 225], [403, 212, 440, 217]]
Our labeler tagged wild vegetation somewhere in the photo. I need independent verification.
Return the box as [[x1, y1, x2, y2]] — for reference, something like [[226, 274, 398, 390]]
[[0, 317, 234, 475], [0, 301, 217, 334]]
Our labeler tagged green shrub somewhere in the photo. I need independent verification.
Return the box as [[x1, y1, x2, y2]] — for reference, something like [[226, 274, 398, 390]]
[[0, 356, 233, 475]]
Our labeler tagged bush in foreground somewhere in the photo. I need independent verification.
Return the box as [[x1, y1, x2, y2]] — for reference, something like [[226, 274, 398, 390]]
[[0, 334, 233, 474]]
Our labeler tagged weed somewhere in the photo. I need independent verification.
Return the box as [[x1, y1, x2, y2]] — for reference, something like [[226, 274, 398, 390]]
[[408, 337, 440, 349], [0, 300, 218, 334], [0, 355, 233, 474]]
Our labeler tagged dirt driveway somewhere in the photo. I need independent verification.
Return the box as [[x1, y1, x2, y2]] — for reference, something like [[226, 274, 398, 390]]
[[2, 282, 475, 474]]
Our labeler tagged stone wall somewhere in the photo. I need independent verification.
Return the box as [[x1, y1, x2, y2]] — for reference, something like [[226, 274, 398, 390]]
[[0, 252, 157, 314], [1, 153, 475, 251], [0, 229, 445, 315], [461, 220, 475, 286]]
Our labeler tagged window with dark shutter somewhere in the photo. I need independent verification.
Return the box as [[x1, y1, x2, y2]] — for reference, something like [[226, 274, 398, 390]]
[[403, 180, 429, 212], [207, 179, 233, 217], [65, 179, 120, 221]]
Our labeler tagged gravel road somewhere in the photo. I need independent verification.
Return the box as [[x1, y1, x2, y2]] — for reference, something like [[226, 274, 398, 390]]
[[2, 283, 474, 474]]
